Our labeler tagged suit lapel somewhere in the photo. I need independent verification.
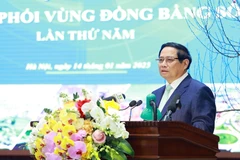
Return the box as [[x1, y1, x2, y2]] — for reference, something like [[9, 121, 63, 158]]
[[155, 87, 165, 106], [161, 75, 192, 119]]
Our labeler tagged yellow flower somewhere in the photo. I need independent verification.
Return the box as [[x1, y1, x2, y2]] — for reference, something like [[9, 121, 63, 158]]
[[83, 119, 93, 134], [35, 150, 44, 160], [52, 121, 64, 133], [82, 136, 94, 159], [60, 136, 74, 150], [35, 137, 45, 150], [54, 133, 62, 146], [54, 147, 65, 156], [59, 108, 77, 125], [63, 100, 76, 108], [39, 123, 51, 135], [62, 124, 76, 137], [72, 118, 84, 130], [47, 117, 57, 129], [103, 100, 120, 114]]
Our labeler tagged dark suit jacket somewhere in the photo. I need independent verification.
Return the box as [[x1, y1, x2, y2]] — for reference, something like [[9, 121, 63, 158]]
[[152, 74, 216, 133]]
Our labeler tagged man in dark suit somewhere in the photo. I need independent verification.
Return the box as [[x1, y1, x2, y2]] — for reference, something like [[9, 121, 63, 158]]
[[153, 42, 216, 133]]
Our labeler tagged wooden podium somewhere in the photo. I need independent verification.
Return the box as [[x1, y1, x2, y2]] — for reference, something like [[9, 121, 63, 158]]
[[125, 121, 219, 160], [0, 121, 220, 160]]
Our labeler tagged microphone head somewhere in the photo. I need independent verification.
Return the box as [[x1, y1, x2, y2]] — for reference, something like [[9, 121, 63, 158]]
[[129, 100, 137, 107], [168, 104, 177, 113], [168, 94, 181, 113], [136, 100, 143, 106]]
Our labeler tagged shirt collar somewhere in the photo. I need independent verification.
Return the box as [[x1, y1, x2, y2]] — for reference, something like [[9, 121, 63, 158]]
[[166, 72, 188, 90]]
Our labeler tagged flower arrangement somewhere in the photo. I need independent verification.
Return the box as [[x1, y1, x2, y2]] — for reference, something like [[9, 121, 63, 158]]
[[27, 88, 134, 160]]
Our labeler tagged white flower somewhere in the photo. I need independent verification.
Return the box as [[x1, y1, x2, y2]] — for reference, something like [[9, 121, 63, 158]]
[[101, 116, 118, 135], [27, 133, 38, 154], [90, 106, 105, 123], [107, 107, 121, 116], [81, 101, 96, 114], [37, 116, 47, 129], [31, 127, 39, 136], [116, 123, 129, 139]]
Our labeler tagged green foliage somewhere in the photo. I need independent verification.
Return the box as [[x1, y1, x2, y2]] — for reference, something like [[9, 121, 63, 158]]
[[96, 100, 106, 113], [73, 92, 79, 101], [115, 139, 134, 156], [43, 108, 52, 114], [105, 136, 134, 159]]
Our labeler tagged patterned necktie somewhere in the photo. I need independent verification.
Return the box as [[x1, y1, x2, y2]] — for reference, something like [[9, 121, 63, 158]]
[[159, 84, 172, 111]]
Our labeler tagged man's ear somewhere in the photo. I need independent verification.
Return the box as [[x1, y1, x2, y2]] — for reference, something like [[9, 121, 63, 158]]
[[183, 59, 189, 70]]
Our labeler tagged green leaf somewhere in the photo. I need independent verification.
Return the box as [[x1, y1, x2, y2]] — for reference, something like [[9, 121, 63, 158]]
[[101, 152, 111, 160], [43, 108, 52, 114], [96, 100, 107, 113], [96, 100, 101, 106], [116, 139, 134, 156], [102, 148, 127, 160], [25, 130, 32, 136], [84, 112, 92, 119], [73, 92, 79, 101], [110, 150, 127, 160]]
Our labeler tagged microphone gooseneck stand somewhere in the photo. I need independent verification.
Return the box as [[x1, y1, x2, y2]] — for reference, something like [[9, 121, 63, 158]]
[[150, 101, 157, 121]]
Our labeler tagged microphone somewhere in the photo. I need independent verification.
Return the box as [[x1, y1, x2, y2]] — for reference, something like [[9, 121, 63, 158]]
[[120, 100, 137, 111], [151, 100, 158, 121], [102, 93, 126, 103], [140, 94, 162, 121], [129, 100, 143, 121], [136, 100, 143, 106], [162, 94, 181, 121]]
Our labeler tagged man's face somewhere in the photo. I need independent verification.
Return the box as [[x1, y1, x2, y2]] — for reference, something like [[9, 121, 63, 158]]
[[158, 46, 189, 83]]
